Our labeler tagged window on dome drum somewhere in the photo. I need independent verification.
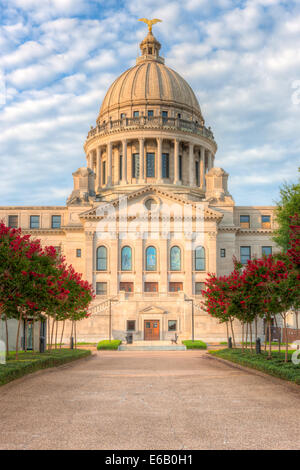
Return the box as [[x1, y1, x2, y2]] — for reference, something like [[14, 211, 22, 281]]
[[195, 282, 205, 295], [8, 215, 18, 228], [262, 246, 272, 256], [195, 246, 205, 271], [120, 282, 134, 293], [102, 161, 106, 185], [144, 282, 158, 292], [240, 215, 250, 228], [240, 246, 251, 265], [261, 215, 271, 228], [96, 282, 107, 295], [170, 246, 181, 271], [162, 111, 168, 118], [169, 282, 183, 292], [220, 248, 226, 258], [162, 153, 169, 178], [127, 320, 136, 331], [121, 246, 132, 271], [132, 154, 139, 178], [195, 161, 199, 186], [120, 113, 126, 119], [119, 155, 122, 180], [146, 153, 155, 177], [76, 249, 81, 258], [148, 110, 154, 117], [133, 111, 139, 118], [145, 198, 157, 211], [168, 320, 177, 331], [51, 215, 61, 229], [146, 246, 157, 271], [30, 215, 40, 229], [177, 113, 181, 119], [179, 155, 183, 181], [96, 246, 107, 271]]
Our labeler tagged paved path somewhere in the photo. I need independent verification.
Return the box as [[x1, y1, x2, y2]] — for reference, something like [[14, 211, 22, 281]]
[[0, 351, 299, 450]]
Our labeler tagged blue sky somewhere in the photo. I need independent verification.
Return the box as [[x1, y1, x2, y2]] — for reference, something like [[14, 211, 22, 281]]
[[0, 0, 299, 206]]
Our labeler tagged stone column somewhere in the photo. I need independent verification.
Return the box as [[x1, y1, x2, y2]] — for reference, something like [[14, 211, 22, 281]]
[[139, 138, 145, 183], [96, 146, 101, 191], [122, 139, 128, 184], [87, 151, 92, 169], [157, 137, 163, 182], [107, 141, 112, 187], [200, 146, 205, 189], [208, 151, 213, 171], [188, 142, 195, 186], [174, 138, 180, 185]]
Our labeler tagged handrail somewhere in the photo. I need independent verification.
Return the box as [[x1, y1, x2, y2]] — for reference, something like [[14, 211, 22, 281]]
[[87, 116, 215, 143]]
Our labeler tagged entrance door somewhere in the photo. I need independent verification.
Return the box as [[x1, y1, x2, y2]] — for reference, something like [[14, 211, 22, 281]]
[[144, 320, 160, 340]]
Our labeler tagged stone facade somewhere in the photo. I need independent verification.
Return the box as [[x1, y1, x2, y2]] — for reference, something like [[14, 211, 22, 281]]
[[0, 30, 283, 344]]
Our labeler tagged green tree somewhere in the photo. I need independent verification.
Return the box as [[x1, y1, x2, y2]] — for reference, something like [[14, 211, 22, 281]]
[[273, 169, 300, 251]]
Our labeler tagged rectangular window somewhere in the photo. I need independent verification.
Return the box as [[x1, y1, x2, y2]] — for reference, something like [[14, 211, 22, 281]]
[[195, 282, 205, 295], [240, 215, 250, 228], [133, 111, 139, 118], [168, 320, 177, 331], [8, 215, 18, 228], [132, 154, 140, 178], [262, 246, 272, 256], [144, 282, 158, 293], [177, 113, 181, 119], [127, 320, 136, 331], [146, 153, 155, 178], [30, 215, 40, 229], [162, 111, 168, 118], [120, 282, 134, 293], [119, 155, 122, 180], [102, 161, 106, 185], [261, 215, 271, 228], [96, 282, 107, 295], [240, 246, 251, 265], [148, 110, 154, 117], [220, 248, 226, 258], [162, 153, 169, 178], [195, 160, 199, 186], [76, 249, 81, 258], [169, 282, 183, 292], [179, 155, 182, 180], [51, 215, 61, 229]]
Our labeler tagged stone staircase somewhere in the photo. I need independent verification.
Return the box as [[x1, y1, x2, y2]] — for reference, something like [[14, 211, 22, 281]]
[[118, 340, 186, 351]]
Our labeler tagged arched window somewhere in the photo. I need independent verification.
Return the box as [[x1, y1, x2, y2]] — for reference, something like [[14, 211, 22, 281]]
[[96, 246, 107, 271], [195, 246, 205, 271], [170, 246, 181, 271], [121, 246, 132, 271], [146, 246, 157, 271]]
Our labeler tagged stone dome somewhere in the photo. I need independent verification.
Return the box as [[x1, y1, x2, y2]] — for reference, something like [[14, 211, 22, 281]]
[[97, 32, 203, 123]]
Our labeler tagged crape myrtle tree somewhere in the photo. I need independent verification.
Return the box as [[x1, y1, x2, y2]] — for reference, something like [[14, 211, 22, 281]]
[[0, 223, 94, 358]]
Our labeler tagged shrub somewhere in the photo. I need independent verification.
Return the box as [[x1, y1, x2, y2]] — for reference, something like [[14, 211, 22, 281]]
[[97, 340, 122, 350], [182, 340, 207, 349]]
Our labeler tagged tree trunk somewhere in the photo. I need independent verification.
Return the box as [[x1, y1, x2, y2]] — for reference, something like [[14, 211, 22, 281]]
[[55, 320, 58, 350], [24, 318, 28, 353], [47, 316, 50, 350], [74, 321, 77, 349], [242, 323, 244, 352], [50, 316, 56, 350], [226, 321, 229, 345], [250, 322, 253, 352], [230, 318, 236, 347], [255, 317, 257, 342], [284, 315, 288, 363], [245, 323, 248, 350], [5, 315, 9, 356], [15, 310, 23, 360], [268, 319, 272, 358], [32, 318, 35, 352], [60, 321, 65, 349]]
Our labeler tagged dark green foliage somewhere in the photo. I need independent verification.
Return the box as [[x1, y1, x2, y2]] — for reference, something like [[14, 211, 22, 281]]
[[97, 340, 122, 350], [182, 340, 207, 349]]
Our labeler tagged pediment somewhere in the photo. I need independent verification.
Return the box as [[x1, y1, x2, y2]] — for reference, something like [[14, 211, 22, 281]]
[[79, 186, 223, 221], [140, 306, 166, 315]]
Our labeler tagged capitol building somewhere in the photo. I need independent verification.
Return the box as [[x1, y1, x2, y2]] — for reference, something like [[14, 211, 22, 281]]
[[0, 25, 277, 343]]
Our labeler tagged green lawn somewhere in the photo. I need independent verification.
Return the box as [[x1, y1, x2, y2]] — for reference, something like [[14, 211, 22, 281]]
[[97, 340, 122, 350], [210, 348, 300, 385], [0, 349, 91, 386], [182, 340, 207, 349]]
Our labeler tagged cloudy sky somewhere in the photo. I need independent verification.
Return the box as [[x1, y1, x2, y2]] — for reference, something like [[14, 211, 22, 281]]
[[0, 0, 299, 206]]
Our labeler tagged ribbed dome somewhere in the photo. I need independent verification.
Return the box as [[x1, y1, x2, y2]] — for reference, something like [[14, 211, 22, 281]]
[[97, 33, 203, 123]]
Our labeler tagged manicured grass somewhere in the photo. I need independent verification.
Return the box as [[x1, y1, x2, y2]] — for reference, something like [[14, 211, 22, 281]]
[[97, 340, 122, 350], [209, 348, 300, 385], [182, 340, 207, 350], [0, 349, 91, 387]]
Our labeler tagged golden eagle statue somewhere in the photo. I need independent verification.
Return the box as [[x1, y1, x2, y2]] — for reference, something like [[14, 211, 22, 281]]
[[138, 18, 162, 34]]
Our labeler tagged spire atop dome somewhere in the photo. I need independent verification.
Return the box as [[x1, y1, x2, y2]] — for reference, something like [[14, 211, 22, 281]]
[[137, 18, 164, 64]]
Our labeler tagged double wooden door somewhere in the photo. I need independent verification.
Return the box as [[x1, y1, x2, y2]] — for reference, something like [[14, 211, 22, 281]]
[[144, 320, 160, 340]]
